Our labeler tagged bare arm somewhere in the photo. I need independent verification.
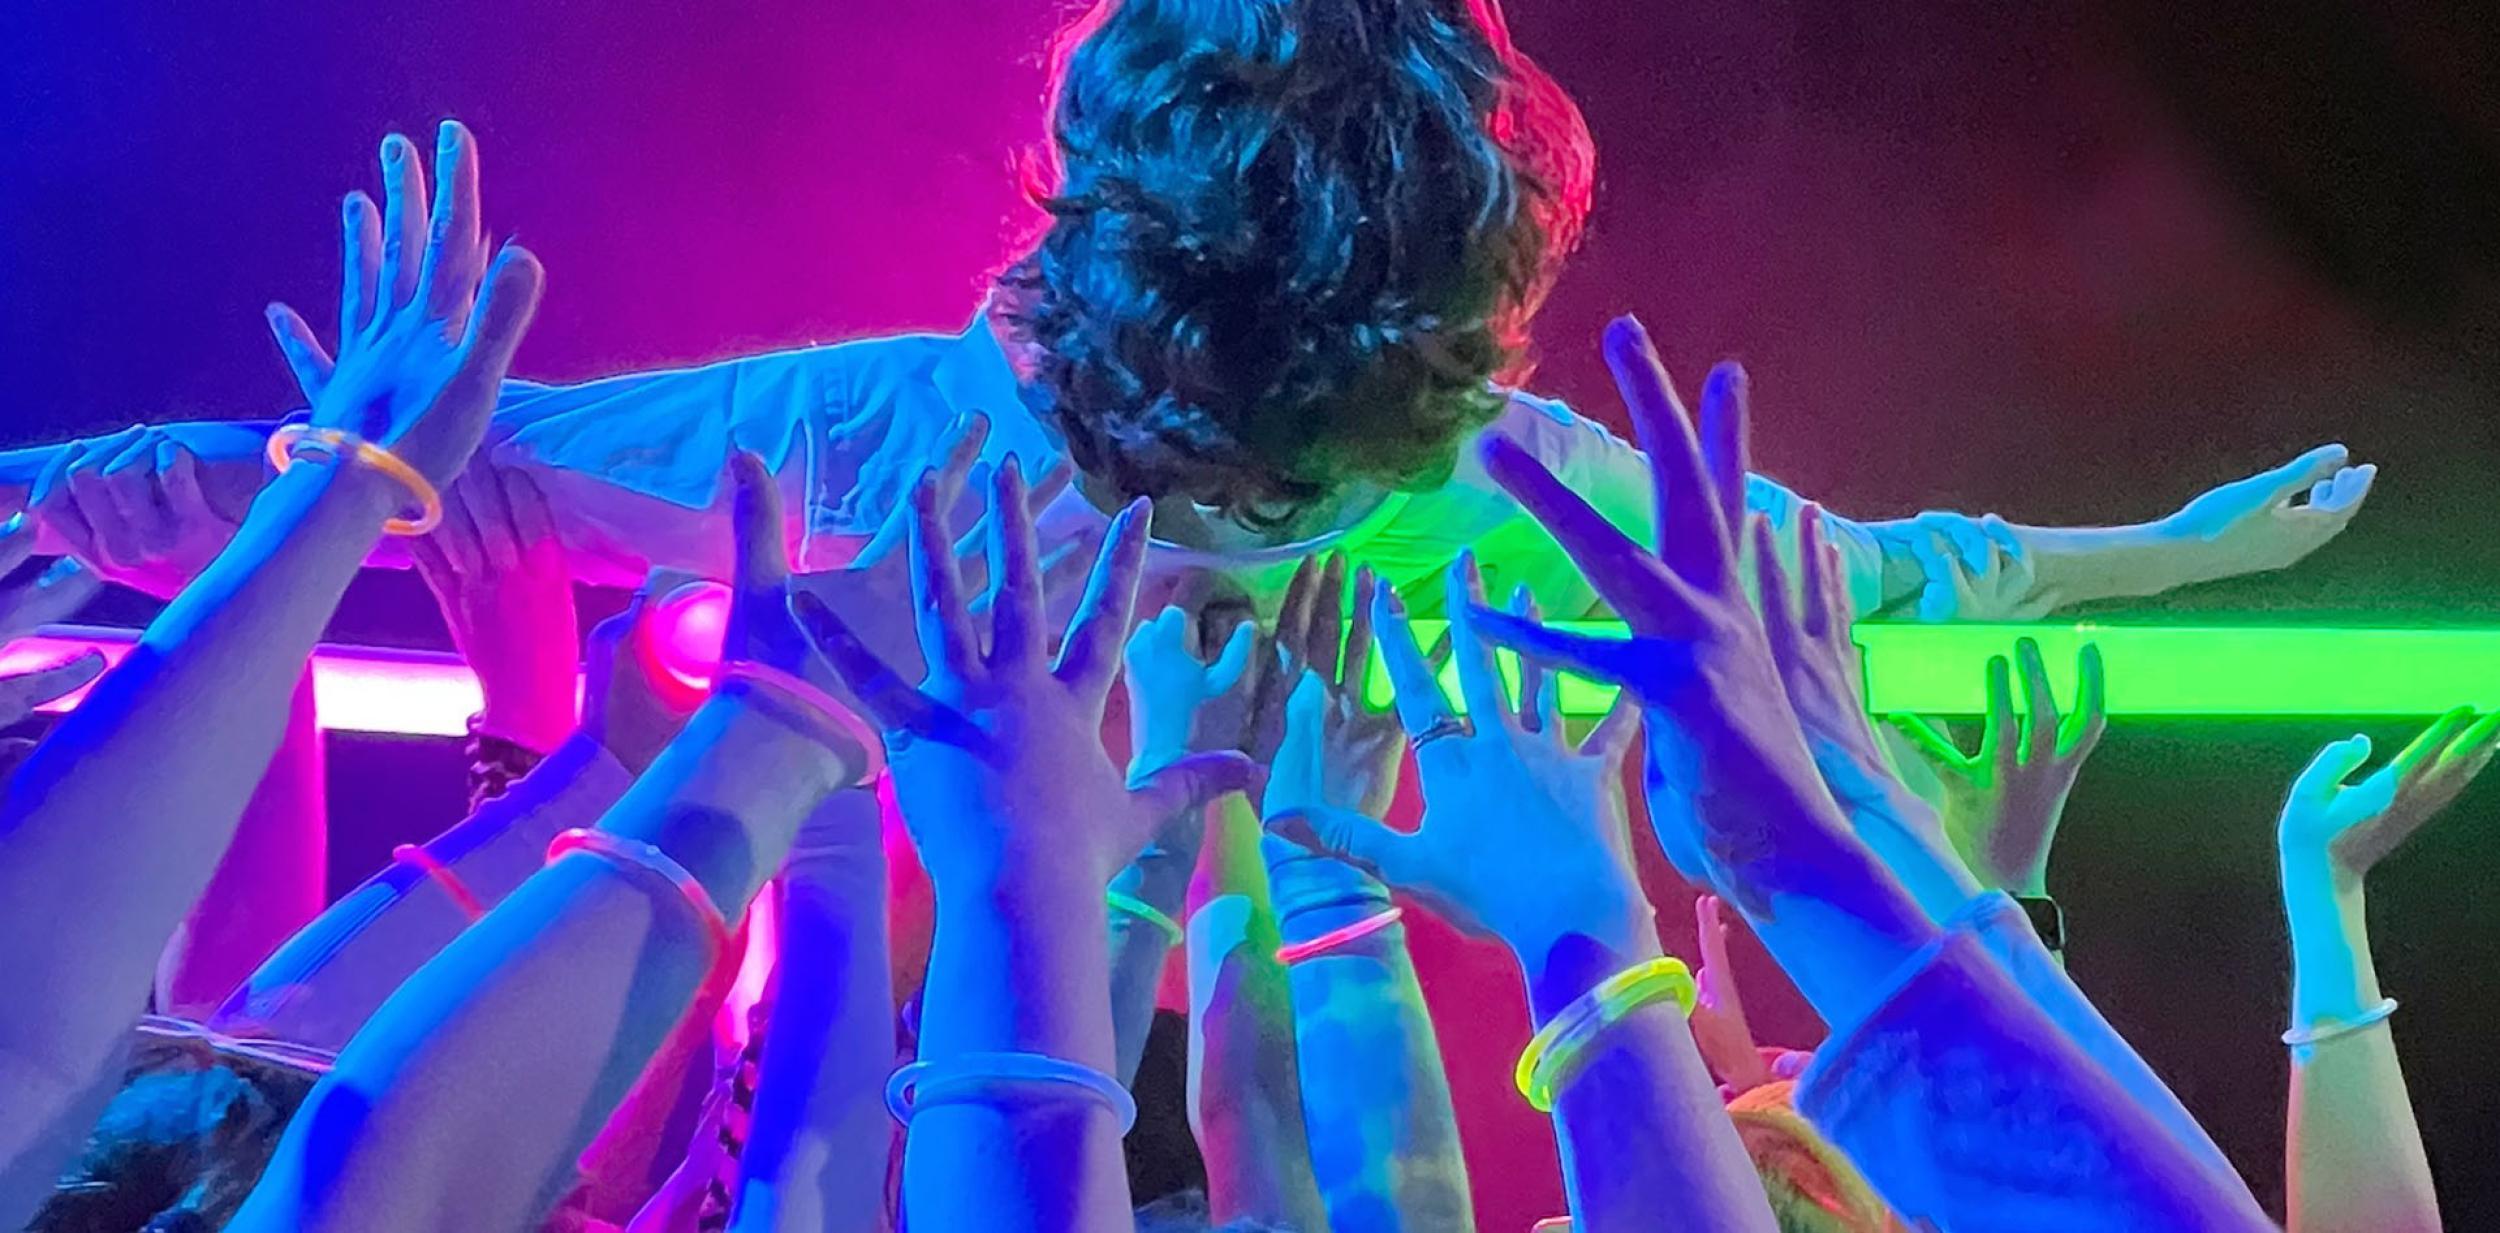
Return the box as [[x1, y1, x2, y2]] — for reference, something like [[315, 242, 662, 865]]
[[2275, 715, 2494, 1233], [1187, 795, 1326, 1232]]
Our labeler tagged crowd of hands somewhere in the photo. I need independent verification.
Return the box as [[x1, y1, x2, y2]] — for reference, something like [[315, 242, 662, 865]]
[[0, 121, 2490, 1233]]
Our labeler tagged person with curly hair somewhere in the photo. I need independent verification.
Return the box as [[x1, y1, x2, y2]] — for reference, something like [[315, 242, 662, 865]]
[[2, 0, 2372, 632]]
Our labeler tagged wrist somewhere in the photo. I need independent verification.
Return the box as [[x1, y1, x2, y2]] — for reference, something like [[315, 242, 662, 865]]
[[1517, 928, 1669, 1027]]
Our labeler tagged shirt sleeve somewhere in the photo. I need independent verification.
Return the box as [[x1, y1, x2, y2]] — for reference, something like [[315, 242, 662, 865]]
[[472, 334, 972, 585], [1461, 393, 1892, 617], [1795, 894, 2275, 1232]]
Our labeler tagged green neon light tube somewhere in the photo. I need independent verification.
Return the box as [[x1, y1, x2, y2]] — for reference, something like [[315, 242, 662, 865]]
[[1363, 623, 2500, 718]]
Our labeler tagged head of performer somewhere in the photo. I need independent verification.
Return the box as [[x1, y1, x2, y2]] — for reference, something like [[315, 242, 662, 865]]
[[995, 0, 1594, 531]]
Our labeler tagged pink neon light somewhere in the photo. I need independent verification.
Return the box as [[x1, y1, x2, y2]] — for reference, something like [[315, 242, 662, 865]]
[[646, 580, 732, 693], [1, 626, 488, 737]]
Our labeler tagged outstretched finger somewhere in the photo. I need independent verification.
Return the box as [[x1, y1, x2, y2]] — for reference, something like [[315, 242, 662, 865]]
[[339, 190, 383, 344], [984, 458, 1045, 668], [1205, 620, 1258, 696], [1979, 654, 2016, 771], [1465, 603, 1638, 690], [1510, 585, 1559, 736], [2059, 643, 2108, 759], [1698, 360, 1752, 542], [1372, 580, 1456, 736], [1479, 432, 1684, 632], [1307, 552, 1349, 686], [418, 120, 486, 324], [1341, 565, 1377, 705], [1604, 317, 1729, 585], [2391, 706, 2475, 783], [448, 244, 545, 409], [2015, 637, 2059, 766], [1582, 689, 1642, 762], [1446, 553, 1508, 727], [0, 651, 107, 724], [2289, 733, 2374, 806], [265, 304, 336, 402], [1054, 497, 1153, 701], [1885, 714, 1973, 774], [375, 132, 431, 313], [907, 471, 978, 678], [789, 588, 944, 736]]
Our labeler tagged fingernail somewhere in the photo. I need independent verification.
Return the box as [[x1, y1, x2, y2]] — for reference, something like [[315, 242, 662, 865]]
[[0, 512, 25, 538], [39, 557, 84, 586], [383, 135, 405, 164], [438, 118, 460, 152]]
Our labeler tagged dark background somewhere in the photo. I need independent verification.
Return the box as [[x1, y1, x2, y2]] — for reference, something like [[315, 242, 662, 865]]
[[5, 1, 2499, 1226]]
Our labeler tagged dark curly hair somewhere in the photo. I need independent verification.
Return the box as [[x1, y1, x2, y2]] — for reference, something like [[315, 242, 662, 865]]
[[995, 0, 1593, 528]]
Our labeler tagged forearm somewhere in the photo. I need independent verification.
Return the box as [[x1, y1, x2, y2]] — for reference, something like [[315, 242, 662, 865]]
[[906, 878, 1131, 1233], [1270, 852, 1474, 1233], [1107, 837, 1191, 1085], [1526, 936, 1775, 1233], [212, 730, 636, 1050], [2281, 866, 2437, 1233], [231, 693, 853, 1233], [156, 663, 328, 1017], [731, 788, 897, 1233], [1188, 798, 1324, 1231], [0, 462, 393, 1073], [2001, 518, 2219, 610]]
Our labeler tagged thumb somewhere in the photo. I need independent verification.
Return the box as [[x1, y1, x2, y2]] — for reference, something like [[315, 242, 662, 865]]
[[2290, 734, 2373, 805], [728, 451, 788, 594], [0, 650, 107, 723], [1204, 620, 1258, 696], [455, 244, 546, 383], [1129, 750, 1261, 819], [1264, 803, 1416, 888]]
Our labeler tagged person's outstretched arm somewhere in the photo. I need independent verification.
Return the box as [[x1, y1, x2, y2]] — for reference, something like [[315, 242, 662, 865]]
[[231, 454, 870, 1233], [1277, 564, 1775, 1233], [1107, 605, 1256, 1084], [0, 119, 541, 1202], [30, 426, 335, 1017], [1467, 316, 2276, 1231], [2277, 712, 2495, 1233], [1515, 386, 2372, 620], [211, 585, 694, 1050], [1252, 555, 1477, 1233], [1187, 792, 1327, 1232], [794, 461, 1254, 1233]]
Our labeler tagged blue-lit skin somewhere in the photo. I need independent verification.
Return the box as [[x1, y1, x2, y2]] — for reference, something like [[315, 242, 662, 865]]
[[1267, 558, 1777, 1233], [2277, 712, 2499, 1233]]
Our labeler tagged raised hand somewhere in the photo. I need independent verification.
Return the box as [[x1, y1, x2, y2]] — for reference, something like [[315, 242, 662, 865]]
[[1270, 557, 1647, 965], [1888, 638, 2108, 896], [1123, 603, 1256, 778], [2281, 708, 2500, 891], [1752, 508, 1981, 917], [28, 424, 249, 600], [0, 515, 103, 727], [1903, 512, 2036, 621], [2164, 444, 2376, 577], [1687, 894, 1773, 1095], [1457, 317, 1935, 1029], [579, 586, 702, 776], [793, 462, 1254, 896], [1255, 554, 1404, 824], [410, 464, 579, 752], [265, 120, 543, 487]]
